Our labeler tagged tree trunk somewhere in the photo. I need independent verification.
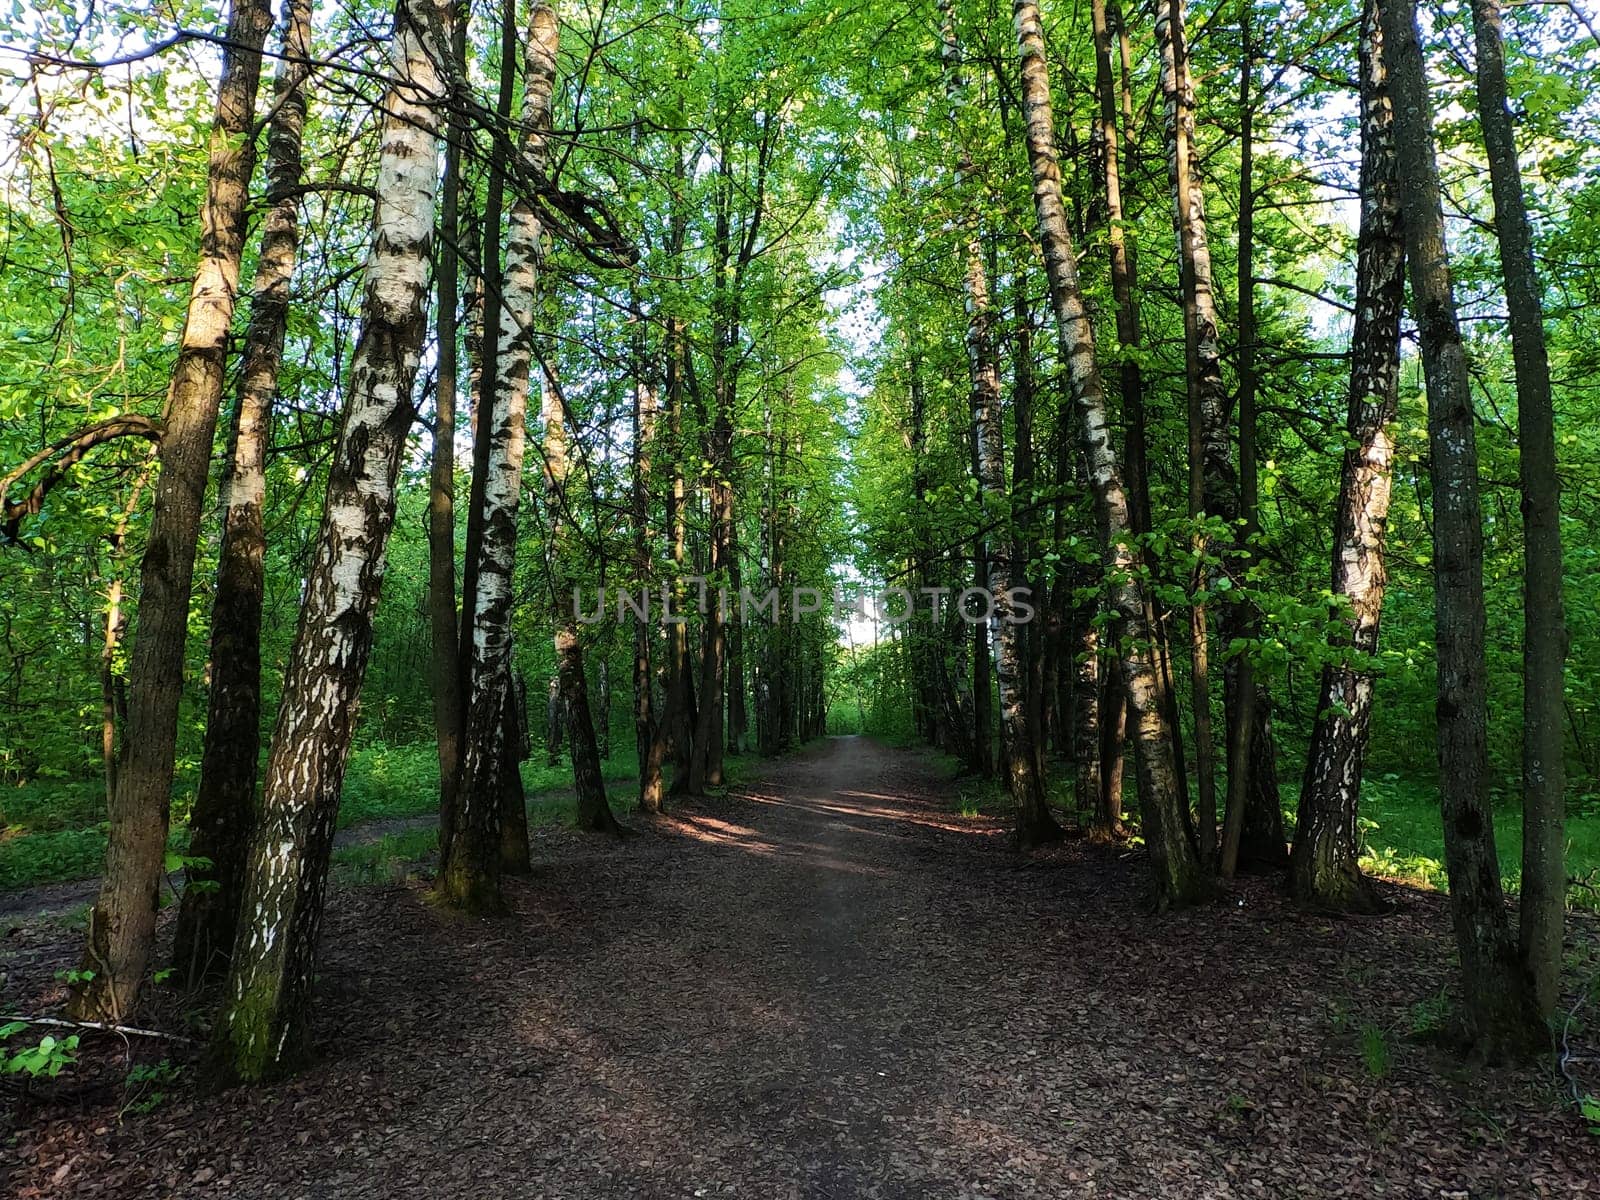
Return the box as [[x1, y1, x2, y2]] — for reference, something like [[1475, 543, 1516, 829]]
[[437, 0, 557, 915], [174, 0, 314, 987], [970, 524, 993, 779], [1289, 0, 1405, 915], [632, 338, 661, 809], [1157, 0, 1234, 875], [1381, 0, 1544, 1057], [1097, 667, 1128, 835], [542, 359, 622, 834], [937, 2, 997, 784], [1227, 7, 1287, 874], [1013, 0, 1205, 907], [667, 329, 697, 798], [1470, 0, 1567, 1020], [455, 0, 519, 795], [99, 466, 152, 821], [973, 269, 1057, 841], [645, 317, 688, 810], [727, 525, 748, 755], [1011, 285, 1048, 785], [428, 0, 468, 868], [1099, 0, 1186, 837], [689, 479, 729, 792], [1073, 567, 1103, 822], [70, 0, 276, 1024], [214, 0, 446, 1080]]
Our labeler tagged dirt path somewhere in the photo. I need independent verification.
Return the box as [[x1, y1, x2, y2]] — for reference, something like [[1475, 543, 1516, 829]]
[[6, 736, 1596, 1197]]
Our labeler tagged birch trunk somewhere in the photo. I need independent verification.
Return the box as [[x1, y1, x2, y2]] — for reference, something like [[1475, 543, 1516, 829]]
[[214, 0, 446, 1079], [1013, 0, 1204, 905], [436, 0, 558, 915], [1011, 286, 1048, 784], [1380, 0, 1544, 1056], [70, 0, 276, 1023], [1289, 0, 1404, 915], [1470, 0, 1567, 1019], [175, 0, 314, 986], [1157, 0, 1233, 871], [449, 0, 519, 866]]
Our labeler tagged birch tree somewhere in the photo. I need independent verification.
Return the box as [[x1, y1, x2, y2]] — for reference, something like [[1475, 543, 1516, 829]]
[[1013, 0, 1205, 906], [437, 0, 560, 914], [1289, 0, 1405, 915], [215, 0, 449, 1080], [1155, 0, 1227, 869], [940, 0, 1057, 842]]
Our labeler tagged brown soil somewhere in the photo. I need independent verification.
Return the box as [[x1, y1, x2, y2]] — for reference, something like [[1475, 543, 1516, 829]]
[[4, 735, 1597, 1197]]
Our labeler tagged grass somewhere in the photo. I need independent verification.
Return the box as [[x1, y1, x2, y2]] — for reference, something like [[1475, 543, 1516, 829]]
[[0, 738, 755, 891], [1354, 772, 1600, 912], [330, 828, 441, 885]]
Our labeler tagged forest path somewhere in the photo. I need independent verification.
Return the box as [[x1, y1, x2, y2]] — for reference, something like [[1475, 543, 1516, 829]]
[[9, 735, 1595, 1197]]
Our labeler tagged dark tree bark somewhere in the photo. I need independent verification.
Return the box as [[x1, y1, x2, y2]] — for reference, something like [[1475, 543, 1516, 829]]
[[542, 360, 622, 834], [1071, 555, 1102, 821], [1290, 0, 1405, 915], [99, 468, 152, 816], [174, 0, 315, 986], [1097, 667, 1128, 835], [644, 315, 689, 810], [632, 337, 661, 809], [1381, 0, 1544, 1056], [71, 0, 276, 1023], [215, 0, 447, 1080], [1470, 0, 1567, 1019], [666, 319, 697, 799], [1227, 7, 1287, 874], [499, 675, 532, 874], [1010, 284, 1048, 785], [427, 0, 468, 866]]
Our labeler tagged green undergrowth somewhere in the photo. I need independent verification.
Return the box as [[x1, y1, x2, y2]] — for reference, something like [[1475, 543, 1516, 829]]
[[1, 740, 759, 891], [931, 753, 1600, 912]]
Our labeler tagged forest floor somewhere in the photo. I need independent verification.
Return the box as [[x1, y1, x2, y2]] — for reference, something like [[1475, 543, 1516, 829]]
[[4, 735, 1599, 1197]]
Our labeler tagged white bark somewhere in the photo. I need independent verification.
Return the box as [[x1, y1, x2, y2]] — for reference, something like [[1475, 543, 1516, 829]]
[[440, 0, 559, 910], [1012, 0, 1203, 903], [217, 0, 448, 1080]]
